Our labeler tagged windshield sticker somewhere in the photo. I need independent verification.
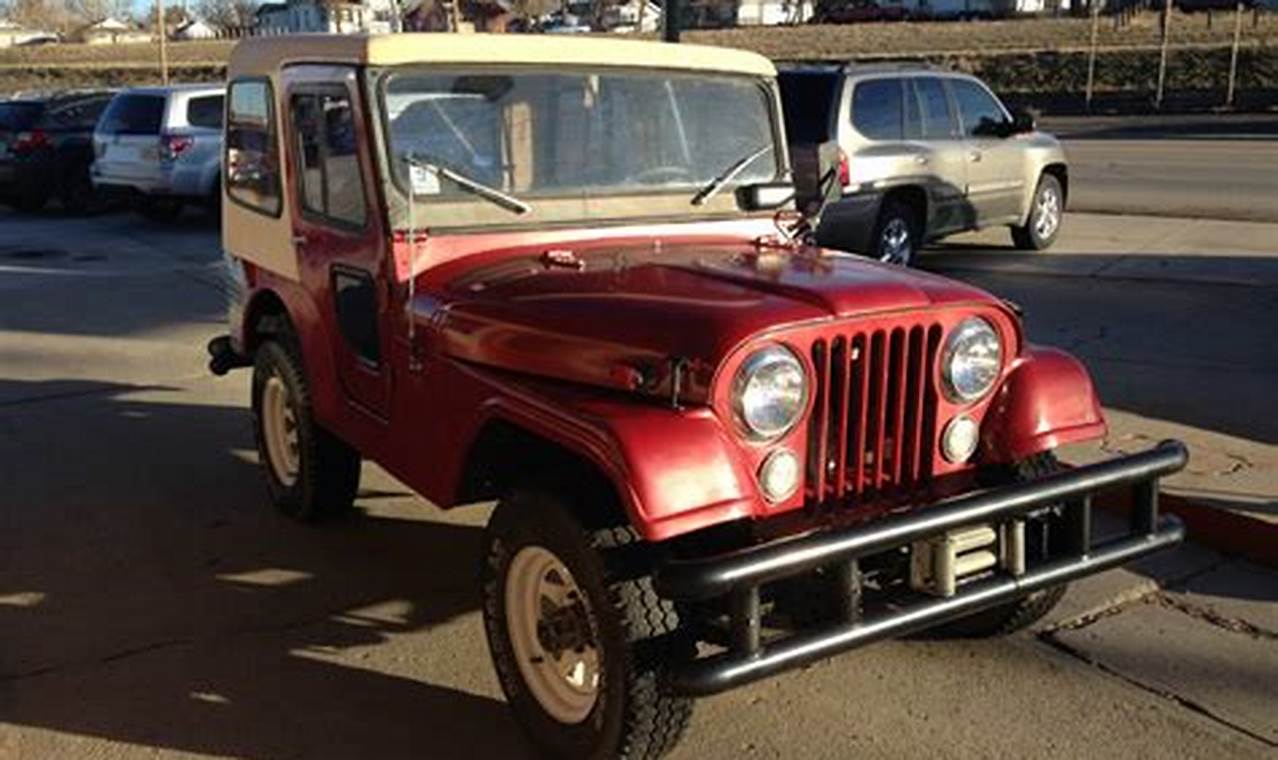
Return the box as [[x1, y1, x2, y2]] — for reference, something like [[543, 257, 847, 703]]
[[409, 163, 441, 195]]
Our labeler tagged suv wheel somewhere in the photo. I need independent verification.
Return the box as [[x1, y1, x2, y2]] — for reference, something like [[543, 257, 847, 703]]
[[930, 452, 1068, 637], [251, 336, 361, 520], [482, 492, 692, 760], [872, 197, 922, 267], [1012, 174, 1063, 251]]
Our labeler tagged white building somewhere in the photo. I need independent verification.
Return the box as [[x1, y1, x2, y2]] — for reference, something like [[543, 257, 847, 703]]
[[256, 0, 399, 34], [172, 19, 218, 39], [73, 18, 152, 45], [0, 19, 56, 47], [734, 0, 814, 26]]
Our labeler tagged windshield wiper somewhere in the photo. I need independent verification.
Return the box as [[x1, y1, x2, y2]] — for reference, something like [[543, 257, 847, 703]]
[[404, 155, 531, 215], [690, 144, 773, 206]]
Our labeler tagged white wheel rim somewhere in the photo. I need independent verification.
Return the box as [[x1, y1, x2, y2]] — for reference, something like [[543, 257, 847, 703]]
[[879, 217, 913, 266], [1034, 186, 1060, 240], [262, 375, 300, 487], [504, 546, 601, 724]]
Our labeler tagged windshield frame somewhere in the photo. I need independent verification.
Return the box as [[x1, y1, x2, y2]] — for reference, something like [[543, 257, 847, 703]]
[[370, 64, 788, 233]]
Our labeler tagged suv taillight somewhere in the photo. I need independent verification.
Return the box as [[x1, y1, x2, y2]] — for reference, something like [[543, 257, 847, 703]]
[[837, 148, 851, 189], [12, 129, 50, 155], [160, 134, 195, 162]]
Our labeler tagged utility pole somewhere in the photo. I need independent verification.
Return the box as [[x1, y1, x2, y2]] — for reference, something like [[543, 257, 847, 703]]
[[157, 0, 170, 86], [1225, 0, 1244, 108], [1154, 0, 1172, 109], [663, 0, 680, 41], [1085, 0, 1100, 111]]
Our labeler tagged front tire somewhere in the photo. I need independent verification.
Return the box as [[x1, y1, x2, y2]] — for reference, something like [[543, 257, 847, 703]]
[[1011, 174, 1063, 251], [871, 196, 922, 267], [482, 492, 692, 760], [251, 338, 360, 521], [931, 452, 1068, 637]]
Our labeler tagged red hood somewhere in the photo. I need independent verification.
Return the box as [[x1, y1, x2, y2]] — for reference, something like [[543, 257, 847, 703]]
[[421, 241, 998, 402]]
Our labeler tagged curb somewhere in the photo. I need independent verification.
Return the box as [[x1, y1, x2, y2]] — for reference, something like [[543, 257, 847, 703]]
[[1102, 491, 1276, 570]]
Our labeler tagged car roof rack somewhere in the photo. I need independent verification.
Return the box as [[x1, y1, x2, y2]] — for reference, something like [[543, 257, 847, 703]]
[[775, 59, 942, 74]]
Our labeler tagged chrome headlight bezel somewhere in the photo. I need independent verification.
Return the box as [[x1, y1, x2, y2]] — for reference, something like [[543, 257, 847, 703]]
[[941, 317, 1003, 403], [732, 345, 809, 441]]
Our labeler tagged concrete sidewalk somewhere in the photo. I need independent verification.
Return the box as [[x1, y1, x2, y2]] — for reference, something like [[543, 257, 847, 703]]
[[928, 212, 1278, 558]]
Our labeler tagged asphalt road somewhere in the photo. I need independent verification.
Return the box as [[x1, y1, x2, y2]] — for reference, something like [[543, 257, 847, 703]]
[[1042, 114, 1278, 224], [1, 207, 1274, 759]]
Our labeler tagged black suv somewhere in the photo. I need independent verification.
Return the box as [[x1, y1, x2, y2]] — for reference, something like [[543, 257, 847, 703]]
[[0, 91, 116, 212]]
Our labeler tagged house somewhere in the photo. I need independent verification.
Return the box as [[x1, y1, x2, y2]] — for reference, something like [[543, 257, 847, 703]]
[[734, 0, 815, 25], [72, 17, 152, 45], [255, 0, 399, 34], [604, 0, 662, 31], [0, 19, 58, 47], [172, 19, 218, 39]]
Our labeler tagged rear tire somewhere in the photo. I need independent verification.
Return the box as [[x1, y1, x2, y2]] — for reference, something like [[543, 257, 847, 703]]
[[1011, 174, 1063, 251], [870, 196, 922, 267], [13, 190, 48, 213], [482, 492, 693, 760], [59, 170, 96, 215], [930, 452, 1068, 637], [251, 335, 360, 521]]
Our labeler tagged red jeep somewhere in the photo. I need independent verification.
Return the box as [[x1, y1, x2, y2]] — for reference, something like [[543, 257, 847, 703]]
[[208, 33, 1187, 759]]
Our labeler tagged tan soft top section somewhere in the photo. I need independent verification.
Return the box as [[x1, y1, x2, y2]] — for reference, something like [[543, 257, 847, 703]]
[[228, 33, 775, 79]]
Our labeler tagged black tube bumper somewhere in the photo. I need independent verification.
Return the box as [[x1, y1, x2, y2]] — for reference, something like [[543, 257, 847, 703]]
[[207, 334, 251, 376], [654, 441, 1189, 696]]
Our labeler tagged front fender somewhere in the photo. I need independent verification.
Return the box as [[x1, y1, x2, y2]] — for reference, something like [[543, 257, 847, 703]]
[[980, 345, 1106, 463], [447, 365, 759, 542]]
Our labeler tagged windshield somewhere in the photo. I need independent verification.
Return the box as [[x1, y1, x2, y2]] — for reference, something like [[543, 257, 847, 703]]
[[380, 68, 780, 228]]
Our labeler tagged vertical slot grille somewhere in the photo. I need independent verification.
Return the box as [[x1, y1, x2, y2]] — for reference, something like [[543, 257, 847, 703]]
[[807, 322, 942, 508]]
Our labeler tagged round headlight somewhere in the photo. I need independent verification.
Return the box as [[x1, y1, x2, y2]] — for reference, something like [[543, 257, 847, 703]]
[[733, 346, 808, 440], [942, 317, 1003, 402]]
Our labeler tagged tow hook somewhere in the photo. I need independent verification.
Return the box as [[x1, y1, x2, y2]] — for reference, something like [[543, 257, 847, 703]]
[[207, 335, 251, 376]]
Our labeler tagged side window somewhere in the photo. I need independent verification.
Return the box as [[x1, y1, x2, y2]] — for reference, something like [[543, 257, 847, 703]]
[[949, 79, 1006, 138], [187, 95, 225, 130], [226, 80, 281, 217], [910, 77, 955, 140], [851, 78, 903, 141], [290, 90, 366, 228]]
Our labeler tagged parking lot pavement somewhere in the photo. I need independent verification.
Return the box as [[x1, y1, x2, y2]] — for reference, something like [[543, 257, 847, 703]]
[[2, 209, 1275, 759], [924, 212, 1278, 537]]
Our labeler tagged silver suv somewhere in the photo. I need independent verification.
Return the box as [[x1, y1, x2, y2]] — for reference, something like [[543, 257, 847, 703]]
[[779, 64, 1068, 266], [91, 84, 225, 220]]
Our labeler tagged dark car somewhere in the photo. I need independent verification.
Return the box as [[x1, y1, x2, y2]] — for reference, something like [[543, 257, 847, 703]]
[[0, 91, 116, 212]]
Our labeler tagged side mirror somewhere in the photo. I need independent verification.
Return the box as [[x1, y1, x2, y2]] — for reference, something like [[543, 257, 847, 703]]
[[737, 182, 796, 211], [1009, 110, 1036, 135]]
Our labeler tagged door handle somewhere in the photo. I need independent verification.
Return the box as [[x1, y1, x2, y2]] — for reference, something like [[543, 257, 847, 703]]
[[969, 151, 982, 162], [914, 155, 929, 165], [292, 234, 309, 246]]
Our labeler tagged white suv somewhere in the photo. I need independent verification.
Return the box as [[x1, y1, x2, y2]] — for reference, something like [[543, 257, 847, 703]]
[[91, 84, 225, 220]]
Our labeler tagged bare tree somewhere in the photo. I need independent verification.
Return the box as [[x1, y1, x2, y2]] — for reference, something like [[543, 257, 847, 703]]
[[1, 0, 77, 31], [66, 0, 134, 23], [198, 0, 260, 30]]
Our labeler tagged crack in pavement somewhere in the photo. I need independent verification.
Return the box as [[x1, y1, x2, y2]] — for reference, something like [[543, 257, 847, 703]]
[[1037, 629, 1278, 750], [1154, 593, 1278, 642]]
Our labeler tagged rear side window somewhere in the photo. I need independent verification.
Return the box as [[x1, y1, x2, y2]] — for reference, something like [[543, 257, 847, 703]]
[[778, 71, 839, 143], [42, 96, 113, 130], [291, 90, 366, 227], [909, 78, 955, 140], [186, 95, 225, 130], [949, 79, 1006, 137], [0, 103, 44, 131], [851, 78, 903, 141], [225, 80, 281, 217], [98, 94, 166, 135]]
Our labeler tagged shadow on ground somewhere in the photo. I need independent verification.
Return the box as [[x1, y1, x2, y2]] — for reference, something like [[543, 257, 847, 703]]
[[0, 379, 530, 759]]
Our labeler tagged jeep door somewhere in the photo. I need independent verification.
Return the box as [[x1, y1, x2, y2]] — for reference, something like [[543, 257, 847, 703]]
[[283, 66, 391, 419], [948, 77, 1024, 225], [901, 76, 970, 235]]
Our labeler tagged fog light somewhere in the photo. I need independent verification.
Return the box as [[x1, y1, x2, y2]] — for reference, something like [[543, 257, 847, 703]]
[[759, 449, 800, 503], [941, 415, 980, 463]]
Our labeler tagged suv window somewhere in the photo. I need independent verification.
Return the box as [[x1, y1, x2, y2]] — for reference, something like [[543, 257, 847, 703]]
[[851, 78, 903, 141], [290, 90, 366, 227], [909, 78, 954, 140], [186, 95, 225, 130], [42, 96, 113, 131], [98, 94, 166, 135], [0, 102, 43, 131], [949, 79, 1006, 137], [226, 80, 282, 217]]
